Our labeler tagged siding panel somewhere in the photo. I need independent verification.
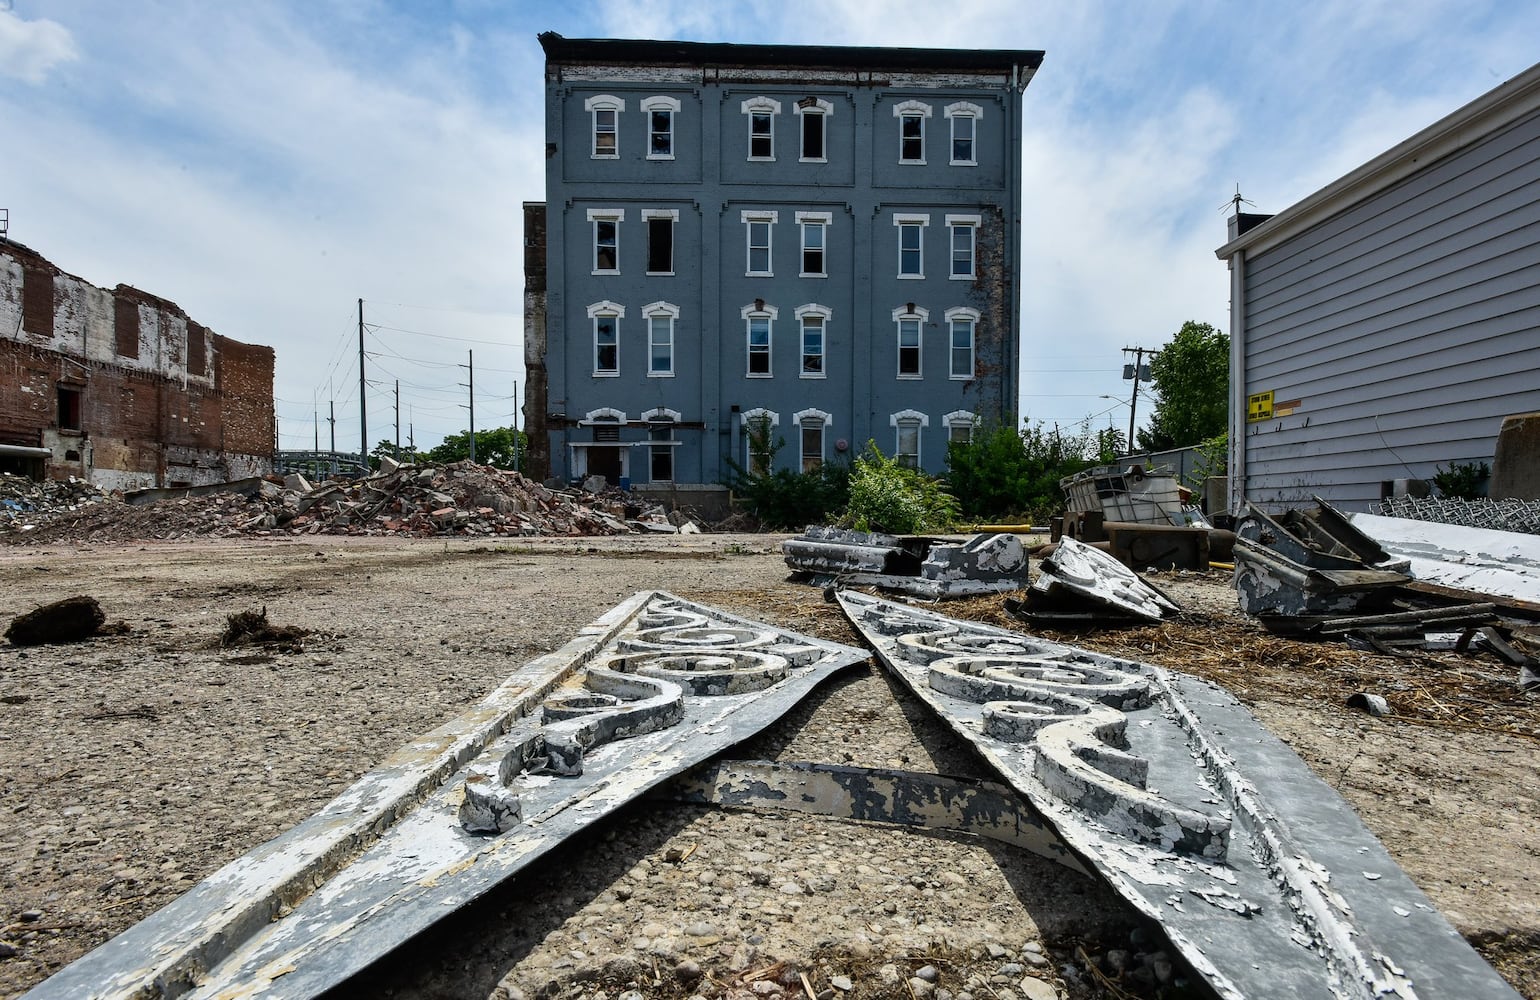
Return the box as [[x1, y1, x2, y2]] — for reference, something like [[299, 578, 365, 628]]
[[1239, 105, 1540, 510]]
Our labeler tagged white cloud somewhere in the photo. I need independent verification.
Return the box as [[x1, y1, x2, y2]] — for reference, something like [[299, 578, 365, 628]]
[[0, 8, 78, 84]]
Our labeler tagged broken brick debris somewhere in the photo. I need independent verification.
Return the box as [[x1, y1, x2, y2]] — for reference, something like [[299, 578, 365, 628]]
[[0, 462, 702, 543]]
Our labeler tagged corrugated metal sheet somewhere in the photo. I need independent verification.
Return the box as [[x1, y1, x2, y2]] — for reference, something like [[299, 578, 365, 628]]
[[1239, 106, 1540, 509]]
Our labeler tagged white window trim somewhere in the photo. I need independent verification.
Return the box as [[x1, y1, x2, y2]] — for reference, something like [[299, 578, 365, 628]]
[[580, 406, 628, 425], [641, 95, 681, 161], [643, 208, 679, 276], [945, 101, 983, 166], [894, 213, 930, 280], [643, 300, 680, 378], [742, 210, 778, 277], [943, 409, 979, 441], [891, 409, 929, 467], [742, 96, 782, 162], [795, 97, 833, 163], [584, 94, 624, 159], [795, 303, 832, 380], [742, 302, 778, 379], [793, 407, 833, 428], [742, 407, 780, 428], [641, 406, 684, 423], [797, 211, 832, 278], [893, 305, 928, 380], [587, 301, 624, 378], [947, 214, 981, 280], [945, 306, 979, 380], [587, 208, 624, 275], [894, 100, 932, 165]]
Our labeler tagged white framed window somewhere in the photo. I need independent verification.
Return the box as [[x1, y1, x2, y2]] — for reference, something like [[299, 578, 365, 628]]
[[797, 211, 830, 277], [947, 214, 980, 279], [795, 303, 831, 378], [643, 300, 679, 377], [945, 102, 982, 165], [894, 213, 929, 278], [586, 300, 625, 376], [793, 407, 832, 473], [641, 95, 680, 160], [894, 100, 932, 164], [891, 409, 929, 468], [893, 304, 928, 379], [742, 210, 777, 276], [584, 95, 624, 159], [587, 208, 624, 274], [796, 97, 833, 162], [945, 306, 978, 380], [641, 407, 682, 482], [944, 410, 978, 445], [741, 96, 781, 161], [644, 208, 678, 275], [741, 407, 779, 475], [742, 301, 778, 377]]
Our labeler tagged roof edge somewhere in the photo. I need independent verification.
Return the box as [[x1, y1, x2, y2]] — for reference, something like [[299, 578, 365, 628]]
[[1216, 60, 1540, 259], [539, 31, 1044, 80]]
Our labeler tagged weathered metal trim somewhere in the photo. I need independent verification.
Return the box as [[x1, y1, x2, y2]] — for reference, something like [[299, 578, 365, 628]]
[[24, 594, 868, 1000], [664, 759, 1088, 875], [1347, 511, 1540, 610], [837, 590, 1521, 1000], [1027, 536, 1178, 622]]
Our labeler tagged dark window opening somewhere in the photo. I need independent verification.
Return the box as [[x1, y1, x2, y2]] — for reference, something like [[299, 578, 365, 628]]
[[650, 421, 674, 482], [900, 114, 924, 162], [594, 220, 618, 271], [186, 321, 207, 374], [57, 386, 82, 431], [648, 218, 674, 273], [802, 111, 824, 159]]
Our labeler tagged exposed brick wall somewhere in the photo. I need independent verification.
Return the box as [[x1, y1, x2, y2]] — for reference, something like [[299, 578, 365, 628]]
[[22, 263, 54, 340], [0, 241, 276, 486], [213, 334, 276, 457]]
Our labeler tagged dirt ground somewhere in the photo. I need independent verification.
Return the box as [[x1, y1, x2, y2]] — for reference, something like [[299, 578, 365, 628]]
[[0, 534, 1536, 999]]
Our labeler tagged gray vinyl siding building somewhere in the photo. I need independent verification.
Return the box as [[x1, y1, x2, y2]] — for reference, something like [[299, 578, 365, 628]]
[[527, 34, 1042, 489], [1216, 62, 1540, 512]]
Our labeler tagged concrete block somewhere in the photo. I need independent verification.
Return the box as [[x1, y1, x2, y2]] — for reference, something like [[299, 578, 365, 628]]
[[284, 472, 312, 493]]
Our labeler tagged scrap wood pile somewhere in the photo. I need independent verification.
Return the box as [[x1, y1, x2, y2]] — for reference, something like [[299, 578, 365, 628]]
[[0, 461, 692, 543]]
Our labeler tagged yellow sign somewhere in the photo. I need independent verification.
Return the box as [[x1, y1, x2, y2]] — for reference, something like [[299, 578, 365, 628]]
[[1247, 390, 1274, 422]]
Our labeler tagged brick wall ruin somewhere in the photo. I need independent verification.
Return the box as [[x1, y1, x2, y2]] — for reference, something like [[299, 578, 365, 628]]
[[0, 240, 275, 489]]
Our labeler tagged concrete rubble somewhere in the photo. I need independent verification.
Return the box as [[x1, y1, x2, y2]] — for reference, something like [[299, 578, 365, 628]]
[[1010, 536, 1179, 624], [0, 462, 705, 543], [782, 526, 1029, 598]]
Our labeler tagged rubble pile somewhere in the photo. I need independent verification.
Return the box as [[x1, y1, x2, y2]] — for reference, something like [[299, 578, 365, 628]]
[[1376, 494, 1540, 534], [2, 462, 700, 543], [0, 473, 115, 531]]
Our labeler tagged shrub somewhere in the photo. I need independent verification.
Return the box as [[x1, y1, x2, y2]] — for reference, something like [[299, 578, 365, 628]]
[[730, 464, 850, 530], [843, 444, 960, 534], [1432, 460, 1489, 500]]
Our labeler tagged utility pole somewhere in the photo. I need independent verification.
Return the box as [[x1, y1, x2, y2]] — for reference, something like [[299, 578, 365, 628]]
[[1122, 346, 1154, 453], [358, 298, 368, 463], [313, 389, 319, 452], [459, 350, 475, 463], [328, 399, 336, 453], [393, 380, 400, 456]]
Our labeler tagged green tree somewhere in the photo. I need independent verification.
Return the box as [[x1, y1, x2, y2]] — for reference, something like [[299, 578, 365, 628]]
[[1137, 321, 1229, 451], [427, 426, 528, 470], [843, 443, 959, 534], [368, 439, 427, 469]]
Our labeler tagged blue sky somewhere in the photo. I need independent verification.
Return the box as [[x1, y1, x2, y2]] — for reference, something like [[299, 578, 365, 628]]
[[3, 1, 1537, 455]]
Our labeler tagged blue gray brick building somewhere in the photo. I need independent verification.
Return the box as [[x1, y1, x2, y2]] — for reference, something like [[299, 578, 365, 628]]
[[524, 33, 1042, 492]]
